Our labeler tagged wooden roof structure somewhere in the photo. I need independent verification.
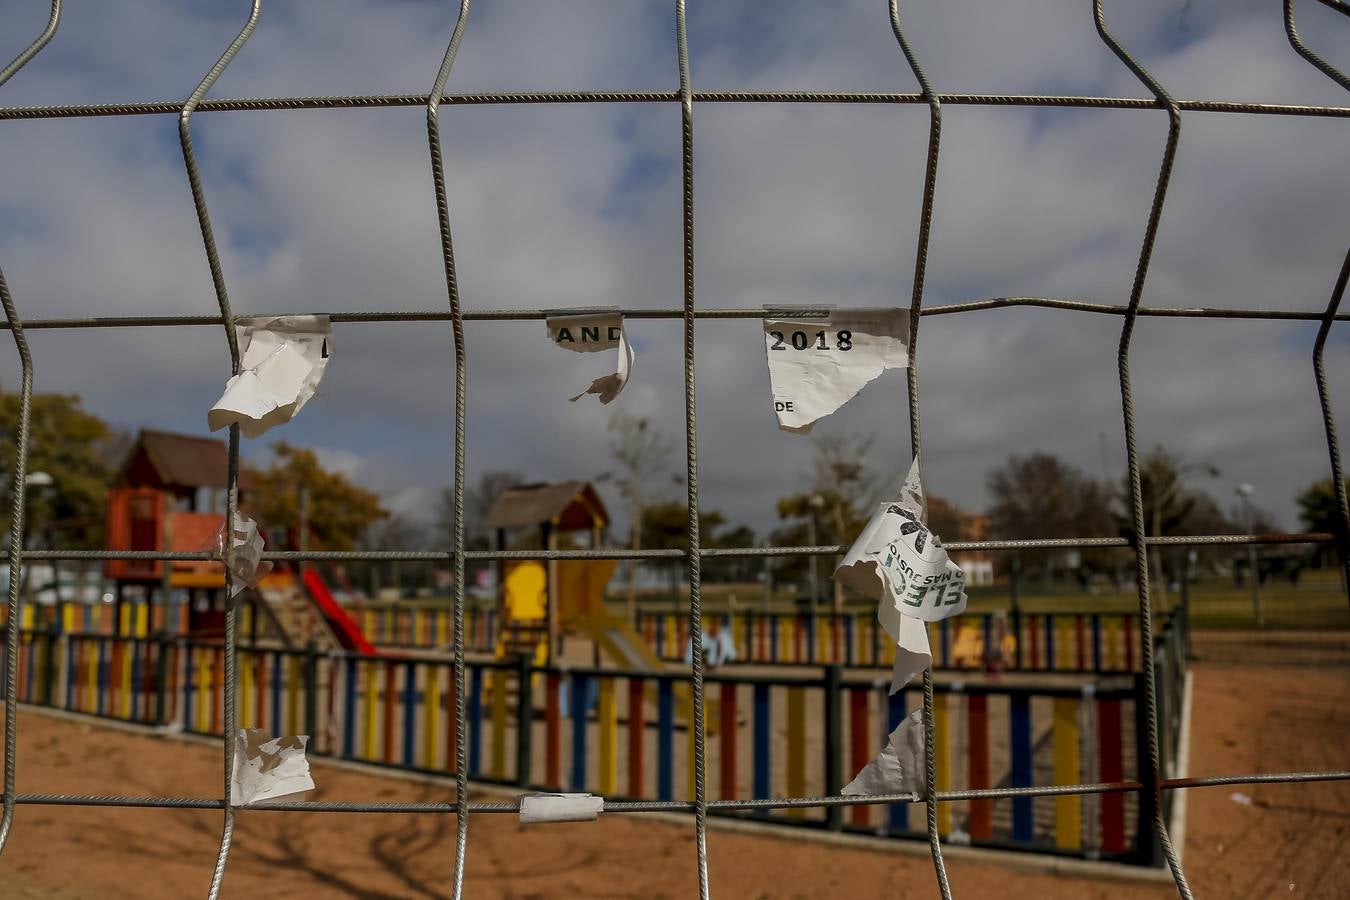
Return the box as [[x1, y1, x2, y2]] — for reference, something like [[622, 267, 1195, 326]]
[[484, 481, 608, 532], [116, 429, 252, 493]]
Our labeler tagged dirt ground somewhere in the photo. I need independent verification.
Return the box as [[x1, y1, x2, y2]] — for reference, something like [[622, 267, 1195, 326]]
[[1, 632, 1346, 899]]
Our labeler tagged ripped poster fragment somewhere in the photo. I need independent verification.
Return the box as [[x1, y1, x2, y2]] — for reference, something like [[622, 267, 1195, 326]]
[[546, 312, 633, 404], [209, 512, 273, 598], [834, 457, 965, 692], [519, 792, 604, 824], [842, 709, 925, 797], [209, 315, 331, 439], [763, 309, 909, 434], [230, 728, 315, 805]]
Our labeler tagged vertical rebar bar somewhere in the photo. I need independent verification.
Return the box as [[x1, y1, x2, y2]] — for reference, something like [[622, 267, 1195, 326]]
[[0, 0, 61, 862], [674, 3, 710, 896], [1312, 248, 1350, 603], [424, 2, 473, 897], [1284, 0, 1350, 91], [177, 2, 262, 896], [1093, 1, 1191, 896], [887, 1, 951, 895]]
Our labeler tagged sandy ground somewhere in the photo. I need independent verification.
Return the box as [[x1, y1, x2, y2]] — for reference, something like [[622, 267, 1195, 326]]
[[0, 633, 1346, 899]]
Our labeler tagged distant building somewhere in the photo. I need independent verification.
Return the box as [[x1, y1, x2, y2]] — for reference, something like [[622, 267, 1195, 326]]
[[929, 495, 994, 587]]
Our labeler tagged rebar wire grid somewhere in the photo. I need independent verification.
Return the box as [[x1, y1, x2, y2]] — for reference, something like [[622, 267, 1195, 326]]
[[1, 1, 1349, 898]]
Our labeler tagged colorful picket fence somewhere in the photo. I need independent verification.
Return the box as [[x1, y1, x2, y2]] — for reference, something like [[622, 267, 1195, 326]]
[[2, 598, 190, 638], [359, 606, 497, 652], [2, 618, 1187, 866], [635, 610, 1149, 673], [6, 601, 1152, 678]]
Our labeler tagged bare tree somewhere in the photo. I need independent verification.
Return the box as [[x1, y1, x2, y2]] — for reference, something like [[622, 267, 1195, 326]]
[[812, 432, 879, 539], [1118, 446, 1220, 604], [356, 514, 432, 598], [437, 470, 525, 546], [604, 413, 675, 620], [988, 452, 1115, 585], [776, 432, 879, 612]]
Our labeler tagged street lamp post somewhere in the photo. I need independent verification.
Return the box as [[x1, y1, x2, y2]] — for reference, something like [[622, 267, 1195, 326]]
[[807, 494, 825, 612], [18, 472, 55, 608], [1236, 483, 1262, 627]]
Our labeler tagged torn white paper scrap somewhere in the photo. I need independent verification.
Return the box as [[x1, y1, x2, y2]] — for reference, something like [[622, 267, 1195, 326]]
[[209, 315, 331, 439], [763, 309, 909, 434], [546, 313, 634, 404], [518, 792, 604, 824], [843, 709, 925, 797], [887, 613, 932, 695], [230, 728, 314, 805], [209, 512, 273, 598], [834, 458, 966, 625]]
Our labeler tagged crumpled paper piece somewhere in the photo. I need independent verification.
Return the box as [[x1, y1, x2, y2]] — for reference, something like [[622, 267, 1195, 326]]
[[834, 457, 965, 693], [684, 629, 738, 667], [843, 709, 925, 797], [519, 792, 604, 824], [230, 728, 315, 805], [763, 308, 910, 434], [209, 512, 273, 598], [209, 315, 331, 438], [546, 312, 633, 404]]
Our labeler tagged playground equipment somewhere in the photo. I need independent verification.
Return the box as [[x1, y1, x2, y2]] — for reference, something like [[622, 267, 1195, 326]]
[[483, 480, 610, 664], [254, 568, 374, 654], [486, 481, 716, 727], [486, 480, 658, 669], [104, 429, 375, 652]]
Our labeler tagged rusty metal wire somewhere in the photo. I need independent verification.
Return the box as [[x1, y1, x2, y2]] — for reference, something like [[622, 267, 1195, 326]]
[[0, 2, 1347, 899]]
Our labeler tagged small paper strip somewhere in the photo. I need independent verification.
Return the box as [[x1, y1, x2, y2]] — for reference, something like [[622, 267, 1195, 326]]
[[843, 709, 926, 797], [209, 315, 331, 438], [230, 728, 315, 806], [208, 512, 273, 598], [519, 792, 604, 824], [546, 313, 633, 404]]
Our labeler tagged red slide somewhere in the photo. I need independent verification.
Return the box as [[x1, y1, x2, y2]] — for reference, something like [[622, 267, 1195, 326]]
[[301, 566, 376, 654]]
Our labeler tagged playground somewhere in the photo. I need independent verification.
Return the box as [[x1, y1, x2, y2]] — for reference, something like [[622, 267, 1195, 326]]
[[0, 471, 1204, 865], [3, 630, 1345, 898], [1, 2, 1347, 895], [9, 470, 1348, 868]]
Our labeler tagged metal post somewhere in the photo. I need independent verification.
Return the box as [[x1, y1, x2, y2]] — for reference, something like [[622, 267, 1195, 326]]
[[1132, 670, 1162, 867], [823, 664, 843, 831], [41, 621, 57, 707], [303, 639, 319, 738], [298, 483, 309, 554], [514, 652, 533, 788], [806, 509, 820, 612], [544, 522, 558, 664], [1010, 553, 1023, 671], [154, 630, 171, 727], [1238, 486, 1262, 626], [160, 500, 174, 638]]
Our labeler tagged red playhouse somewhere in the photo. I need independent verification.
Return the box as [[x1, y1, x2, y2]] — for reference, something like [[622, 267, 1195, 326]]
[[104, 429, 373, 652]]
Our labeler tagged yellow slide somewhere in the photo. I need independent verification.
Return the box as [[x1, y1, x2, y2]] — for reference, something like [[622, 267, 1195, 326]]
[[503, 560, 717, 732]]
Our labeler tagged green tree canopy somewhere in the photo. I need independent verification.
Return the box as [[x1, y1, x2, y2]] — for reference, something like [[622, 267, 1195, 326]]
[[246, 442, 387, 552], [0, 392, 112, 549], [987, 452, 1114, 540], [1297, 477, 1349, 536]]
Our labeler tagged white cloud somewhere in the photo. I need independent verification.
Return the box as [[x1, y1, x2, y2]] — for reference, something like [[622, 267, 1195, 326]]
[[0, 0, 1345, 540]]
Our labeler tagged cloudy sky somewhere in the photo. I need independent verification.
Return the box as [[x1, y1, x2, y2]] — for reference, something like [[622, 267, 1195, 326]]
[[0, 0, 1346, 541]]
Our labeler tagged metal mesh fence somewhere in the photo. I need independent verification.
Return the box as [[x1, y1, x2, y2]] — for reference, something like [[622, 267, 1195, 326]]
[[1, 1, 1348, 898]]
